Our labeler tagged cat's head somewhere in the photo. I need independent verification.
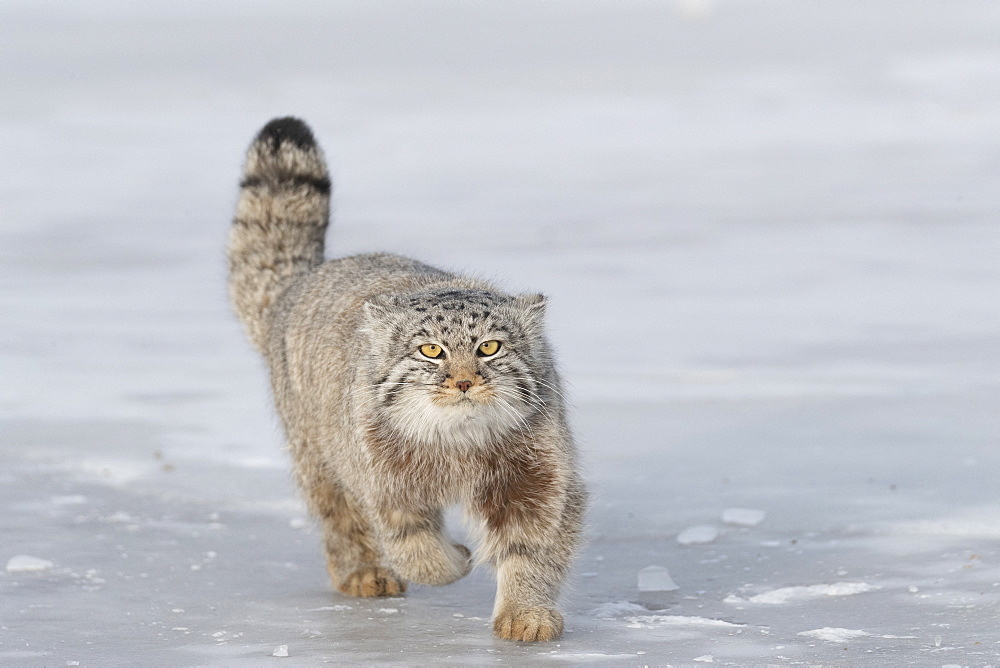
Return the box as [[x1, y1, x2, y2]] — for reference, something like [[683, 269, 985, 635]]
[[359, 287, 555, 447]]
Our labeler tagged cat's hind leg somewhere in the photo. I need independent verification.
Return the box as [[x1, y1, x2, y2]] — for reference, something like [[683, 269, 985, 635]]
[[291, 441, 407, 597], [319, 488, 407, 597]]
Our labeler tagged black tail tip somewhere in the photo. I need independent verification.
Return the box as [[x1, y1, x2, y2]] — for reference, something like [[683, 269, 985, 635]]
[[255, 117, 317, 150]]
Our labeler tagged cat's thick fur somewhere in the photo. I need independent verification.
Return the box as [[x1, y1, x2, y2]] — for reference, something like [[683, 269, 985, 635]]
[[227, 117, 585, 642]]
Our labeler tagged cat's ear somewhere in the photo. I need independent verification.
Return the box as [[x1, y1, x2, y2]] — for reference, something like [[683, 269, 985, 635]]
[[516, 293, 547, 331], [362, 294, 400, 323]]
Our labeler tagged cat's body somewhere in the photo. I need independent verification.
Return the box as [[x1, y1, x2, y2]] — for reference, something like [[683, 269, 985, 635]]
[[227, 118, 584, 642]]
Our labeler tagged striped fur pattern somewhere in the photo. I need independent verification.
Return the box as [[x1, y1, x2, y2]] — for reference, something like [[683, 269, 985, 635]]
[[227, 118, 585, 642]]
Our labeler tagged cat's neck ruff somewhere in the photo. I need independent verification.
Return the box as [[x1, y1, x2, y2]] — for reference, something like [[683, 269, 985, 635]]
[[378, 397, 537, 450]]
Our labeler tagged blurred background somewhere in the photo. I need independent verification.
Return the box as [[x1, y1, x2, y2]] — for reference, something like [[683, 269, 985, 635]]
[[2, 1, 999, 664]]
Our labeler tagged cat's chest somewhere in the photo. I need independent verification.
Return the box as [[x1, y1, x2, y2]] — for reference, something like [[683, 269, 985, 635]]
[[363, 429, 480, 502]]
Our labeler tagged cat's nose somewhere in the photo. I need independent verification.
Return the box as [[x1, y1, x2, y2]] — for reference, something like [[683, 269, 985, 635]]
[[456, 380, 473, 392]]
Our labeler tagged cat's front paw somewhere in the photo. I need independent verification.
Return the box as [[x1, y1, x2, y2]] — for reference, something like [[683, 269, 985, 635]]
[[335, 565, 407, 597], [493, 606, 563, 642], [394, 542, 472, 586]]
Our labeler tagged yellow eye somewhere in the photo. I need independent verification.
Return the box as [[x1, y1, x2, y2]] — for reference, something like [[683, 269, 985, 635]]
[[477, 340, 501, 357], [419, 343, 443, 359]]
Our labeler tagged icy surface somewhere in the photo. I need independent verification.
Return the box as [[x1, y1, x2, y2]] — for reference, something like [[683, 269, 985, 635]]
[[677, 525, 720, 545], [3, 1, 1000, 665], [721, 508, 766, 527], [637, 565, 680, 592]]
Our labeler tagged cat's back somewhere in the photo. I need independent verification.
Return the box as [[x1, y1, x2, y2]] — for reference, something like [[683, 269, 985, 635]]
[[288, 252, 455, 322], [273, 252, 447, 344], [318, 252, 451, 291]]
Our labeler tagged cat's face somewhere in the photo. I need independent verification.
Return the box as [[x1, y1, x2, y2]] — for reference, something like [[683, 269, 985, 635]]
[[360, 288, 552, 447]]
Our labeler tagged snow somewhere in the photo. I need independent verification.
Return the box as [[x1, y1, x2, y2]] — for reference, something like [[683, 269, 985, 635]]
[[5, 556, 54, 573], [721, 508, 766, 527], [546, 653, 640, 661], [626, 616, 742, 630], [3, 1, 1000, 665], [272, 645, 289, 657], [309, 605, 352, 612], [591, 601, 648, 619], [677, 525, 719, 545], [797, 627, 870, 642], [637, 565, 679, 592], [731, 582, 880, 605]]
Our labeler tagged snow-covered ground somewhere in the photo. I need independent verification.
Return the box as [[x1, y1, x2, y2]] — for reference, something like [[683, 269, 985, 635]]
[[3, 1, 999, 664]]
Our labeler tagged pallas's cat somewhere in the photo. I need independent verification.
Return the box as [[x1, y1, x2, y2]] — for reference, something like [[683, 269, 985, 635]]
[[227, 118, 584, 641]]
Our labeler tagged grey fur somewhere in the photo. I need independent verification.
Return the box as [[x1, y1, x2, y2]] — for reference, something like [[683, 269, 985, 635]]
[[227, 117, 585, 642]]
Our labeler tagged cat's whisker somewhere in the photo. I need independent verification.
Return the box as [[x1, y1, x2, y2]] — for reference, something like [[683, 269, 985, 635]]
[[493, 385, 538, 410], [492, 401, 525, 433], [510, 376, 568, 402], [516, 388, 547, 407], [528, 377, 565, 396], [496, 383, 548, 410], [492, 393, 533, 434]]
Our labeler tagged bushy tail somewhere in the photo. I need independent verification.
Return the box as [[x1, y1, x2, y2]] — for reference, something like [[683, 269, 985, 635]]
[[227, 117, 331, 352]]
